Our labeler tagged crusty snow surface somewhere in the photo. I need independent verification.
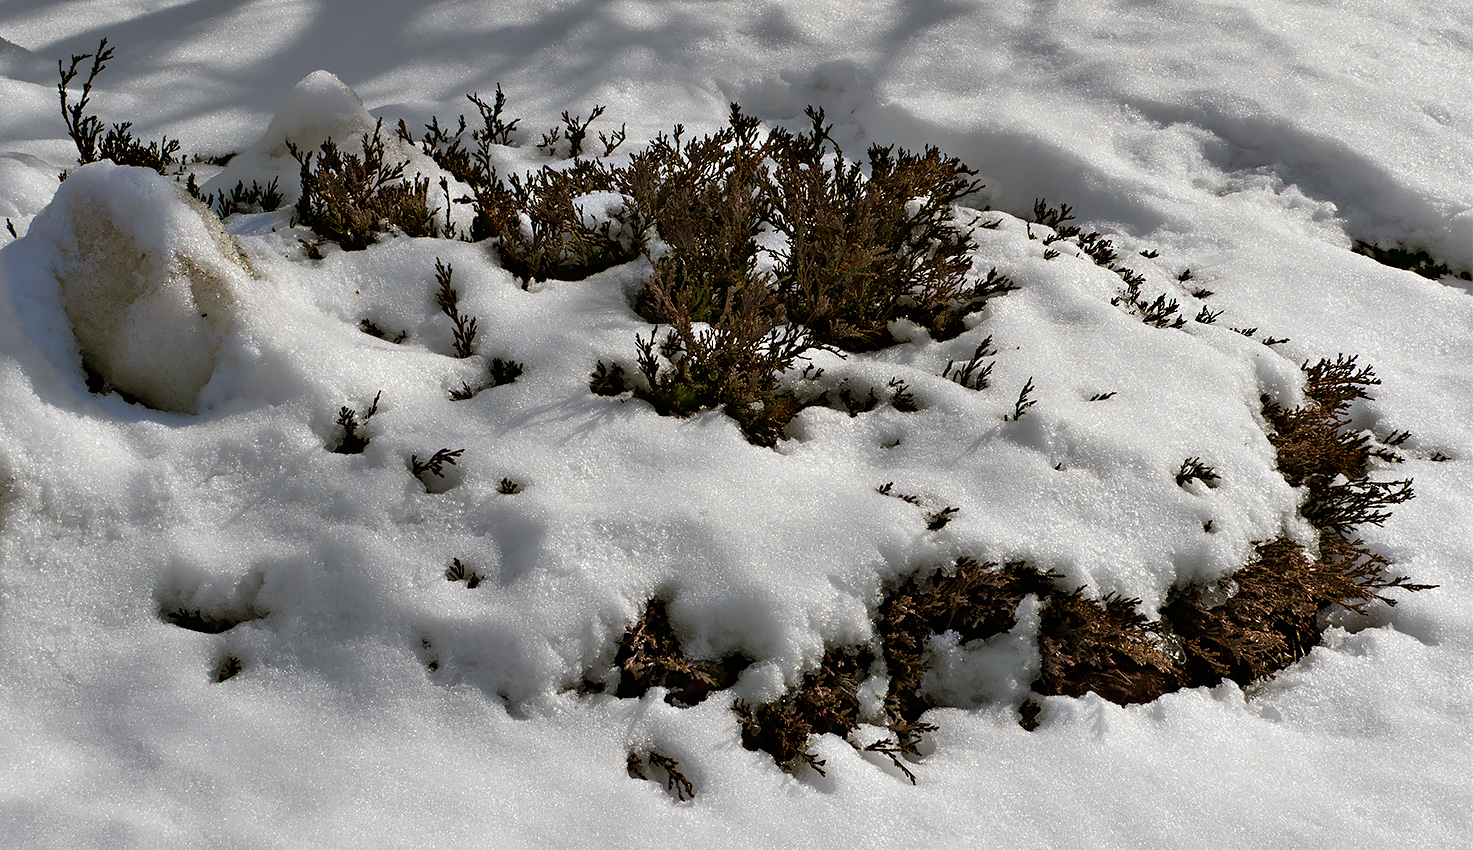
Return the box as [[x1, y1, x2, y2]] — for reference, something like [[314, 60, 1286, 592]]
[[1, 2, 1472, 847]]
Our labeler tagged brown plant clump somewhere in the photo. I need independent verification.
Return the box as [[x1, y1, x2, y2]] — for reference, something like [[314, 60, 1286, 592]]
[[614, 599, 744, 706]]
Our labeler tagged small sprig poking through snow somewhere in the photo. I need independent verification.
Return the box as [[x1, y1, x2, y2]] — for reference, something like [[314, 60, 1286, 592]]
[[856, 736, 920, 785], [330, 391, 381, 454], [1077, 231, 1119, 267], [887, 378, 920, 412], [832, 382, 880, 417], [359, 318, 407, 344], [627, 752, 695, 801], [1175, 457, 1220, 488], [941, 336, 996, 391], [1005, 377, 1037, 421], [589, 361, 629, 396], [213, 655, 243, 683], [450, 358, 522, 400], [1111, 268, 1186, 329], [433, 258, 478, 358], [410, 448, 464, 482], [445, 558, 481, 588], [1031, 198, 1079, 238], [926, 506, 959, 531], [497, 478, 522, 495], [488, 358, 523, 386], [876, 482, 921, 504]]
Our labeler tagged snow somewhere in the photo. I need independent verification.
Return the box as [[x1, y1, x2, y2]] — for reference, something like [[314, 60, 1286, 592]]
[[15, 162, 253, 412], [1, 1, 1472, 847]]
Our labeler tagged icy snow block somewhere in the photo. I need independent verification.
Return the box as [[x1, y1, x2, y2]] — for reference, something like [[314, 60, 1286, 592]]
[[30, 162, 253, 413]]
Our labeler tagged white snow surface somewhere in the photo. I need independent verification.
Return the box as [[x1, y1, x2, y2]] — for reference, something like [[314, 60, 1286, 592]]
[[1, 2, 1471, 847]]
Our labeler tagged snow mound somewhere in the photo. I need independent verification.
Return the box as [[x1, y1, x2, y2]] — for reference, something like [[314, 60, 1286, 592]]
[[204, 70, 440, 210], [24, 162, 253, 413]]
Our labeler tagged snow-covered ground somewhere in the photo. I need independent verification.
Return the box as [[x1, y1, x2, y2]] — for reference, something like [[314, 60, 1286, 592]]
[[1, 2, 1471, 847]]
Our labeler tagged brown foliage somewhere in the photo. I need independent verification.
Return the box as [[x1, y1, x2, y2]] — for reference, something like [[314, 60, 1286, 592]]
[[615, 599, 741, 706], [767, 108, 985, 349], [879, 558, 1051, 721], [736, 647, 869, 775], [291, 120, 435, 250], [621, 106, 770, 326], [1034, 589, 1185, 705]]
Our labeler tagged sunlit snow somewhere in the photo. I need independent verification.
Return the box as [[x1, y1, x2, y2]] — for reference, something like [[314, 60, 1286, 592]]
[[1, 2, 1470, 847]]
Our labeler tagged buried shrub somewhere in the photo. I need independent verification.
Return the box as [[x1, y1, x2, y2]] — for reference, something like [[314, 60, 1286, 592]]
[[609, 104, 1011, 444], [879, 558, 1055, 723], [1035, 355, 1428, 705], [1352, 240, 1472, 281], [1163, 537, 1401, 688], [1034, 589, 1185, 705], [735, 647, 870, 776], [629, 296, 814, 448], [290, 120, 436, 250], [1263, 355, 1415, 535], [613, 599, 744, 705]]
